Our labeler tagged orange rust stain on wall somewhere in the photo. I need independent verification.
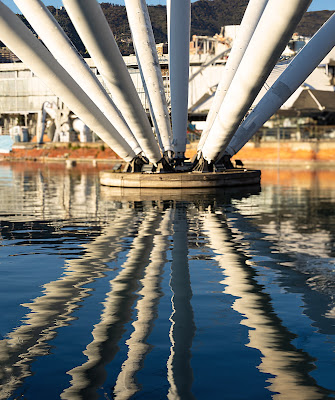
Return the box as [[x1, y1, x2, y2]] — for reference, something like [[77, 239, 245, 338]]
[[2, 142, 335, 165], [316, 148, 335, 160], [234, 146, 315, 161], [184, 144, 329, 162], [185, 147, 197, 160], [1, 146, 121, 161]]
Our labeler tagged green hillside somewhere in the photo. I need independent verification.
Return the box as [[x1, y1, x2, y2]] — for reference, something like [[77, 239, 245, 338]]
[[10, 1, 335, 56]]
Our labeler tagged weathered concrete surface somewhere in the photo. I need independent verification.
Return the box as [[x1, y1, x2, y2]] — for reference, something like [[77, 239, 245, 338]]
[[100, 169, 261, 188]]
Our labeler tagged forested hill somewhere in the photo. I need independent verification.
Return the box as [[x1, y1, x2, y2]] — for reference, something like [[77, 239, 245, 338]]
[[18, 1, 335, 56]]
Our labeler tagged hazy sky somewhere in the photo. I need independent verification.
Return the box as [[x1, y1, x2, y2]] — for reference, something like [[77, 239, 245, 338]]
[[2, 0, 334, 14]]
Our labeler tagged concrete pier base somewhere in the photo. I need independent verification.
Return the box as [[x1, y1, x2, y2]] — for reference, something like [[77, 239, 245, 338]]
[[100, 169, 261, 188]]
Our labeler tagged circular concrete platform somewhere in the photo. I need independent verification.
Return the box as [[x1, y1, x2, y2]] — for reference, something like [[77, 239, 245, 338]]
[[100, 169, 261, 189]]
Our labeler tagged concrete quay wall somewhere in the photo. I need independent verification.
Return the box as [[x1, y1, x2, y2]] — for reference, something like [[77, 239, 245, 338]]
[[1, 140, 335, 168], [185, 140, 335, 167]]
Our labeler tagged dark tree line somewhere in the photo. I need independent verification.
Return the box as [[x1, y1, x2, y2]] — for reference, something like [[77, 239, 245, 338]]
[[2, 1, 333, 56]]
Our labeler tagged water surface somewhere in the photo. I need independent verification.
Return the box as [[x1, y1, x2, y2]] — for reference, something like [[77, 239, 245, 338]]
[[0, 162, 335, 399]]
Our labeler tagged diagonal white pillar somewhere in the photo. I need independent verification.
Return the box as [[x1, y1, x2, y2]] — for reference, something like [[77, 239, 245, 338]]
[[62, 0, 162, 164], [0, 2, 135, 162], [14, 0, 142, 156], [167, 0, 191, 159], [226, 12, 335, 157], [201, 0, 312, 164], [125, 0, 174, 155], [197, 0, 269, 154]]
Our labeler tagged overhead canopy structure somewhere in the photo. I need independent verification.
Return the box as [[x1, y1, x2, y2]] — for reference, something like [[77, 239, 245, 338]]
[[0, 0, 334, 173], [291, 89, 335, 113]]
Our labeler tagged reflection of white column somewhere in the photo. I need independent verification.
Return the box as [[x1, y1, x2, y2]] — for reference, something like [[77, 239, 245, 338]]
[[2, 169, 101, 222], [36, 171, 45, 218], [203, 212, 326, 399], [125, 0, 173, 155], [167, 0, 191, 158], [167, 207, 195, 400], [197, 0, 268, 153], [62, 0, 162, 164], [62, 173, 71, 219], [0, 208, 138, 400], [201, 0, 311, 163], [62, 209, 163, 400], [56, 172, 99, 220], [226, 12, 335, 157], [114, 209, 173, 399], [0, 3, 135, 162]]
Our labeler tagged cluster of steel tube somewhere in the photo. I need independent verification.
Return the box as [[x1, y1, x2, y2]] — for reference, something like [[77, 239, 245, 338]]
[[0, 0, 334, 171], [198, 0, 335, 167]]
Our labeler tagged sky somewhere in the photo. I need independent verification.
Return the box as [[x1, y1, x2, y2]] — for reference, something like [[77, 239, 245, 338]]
[[1, 0, 334, 14]]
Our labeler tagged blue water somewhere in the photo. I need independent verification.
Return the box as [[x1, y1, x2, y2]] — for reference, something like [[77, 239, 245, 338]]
[[1, 163, 335, 399]]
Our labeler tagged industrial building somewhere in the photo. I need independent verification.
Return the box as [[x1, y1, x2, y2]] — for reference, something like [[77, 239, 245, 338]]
[[1, 28, 335, 145]]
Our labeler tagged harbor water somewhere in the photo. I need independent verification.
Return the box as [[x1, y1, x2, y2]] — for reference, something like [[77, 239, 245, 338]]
[[0, 162, 335, 399]]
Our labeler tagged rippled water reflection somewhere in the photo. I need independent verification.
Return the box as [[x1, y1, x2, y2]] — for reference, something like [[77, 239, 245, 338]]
[[0, 162, 335, 400]]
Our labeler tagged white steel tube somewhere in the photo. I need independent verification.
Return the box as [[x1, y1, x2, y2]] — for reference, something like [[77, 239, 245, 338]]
[[197, 0, 269, 153], [13, 0, 142, 156], [62, 0, 162, 164], [167, 0, 191, 158], [125, 0, 173, 154], [201, 0, 312, 163], [0, 2, 135, 162], [226, 12, 335, 157]]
